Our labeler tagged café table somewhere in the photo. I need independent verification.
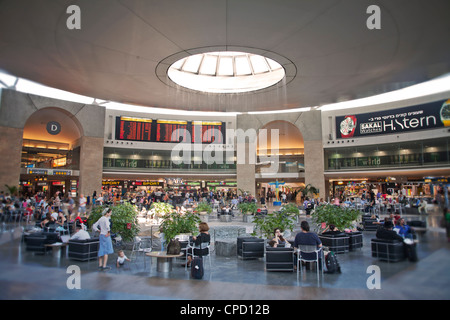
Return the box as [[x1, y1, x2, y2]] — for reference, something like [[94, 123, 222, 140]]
[[146, 251, 183, 272]]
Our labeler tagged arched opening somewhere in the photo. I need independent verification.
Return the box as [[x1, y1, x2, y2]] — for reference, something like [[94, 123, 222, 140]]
[[257, 120, 305, 202], [21, 107, 83, 197]]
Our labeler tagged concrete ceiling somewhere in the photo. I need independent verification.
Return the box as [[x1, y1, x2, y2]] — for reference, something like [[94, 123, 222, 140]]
[[0, 0, 449, 113]]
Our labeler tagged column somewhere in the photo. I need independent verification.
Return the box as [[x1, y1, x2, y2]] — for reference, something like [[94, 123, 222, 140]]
[[0, 126, 23, 193], [78, 136, 104, 198]]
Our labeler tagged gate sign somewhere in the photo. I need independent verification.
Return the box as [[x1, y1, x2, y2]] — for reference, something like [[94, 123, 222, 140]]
[[336, 99, 450, 139], [47, 121, 61, 135]]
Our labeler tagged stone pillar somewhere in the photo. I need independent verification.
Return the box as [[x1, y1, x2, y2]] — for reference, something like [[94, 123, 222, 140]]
[[295, 110, 326, 199], [237, 163, 256, 196], [236, 114, 258, 197], [0, 126, 23, 193], [304, 140, 326, 199], [78, 136, 104, 198]]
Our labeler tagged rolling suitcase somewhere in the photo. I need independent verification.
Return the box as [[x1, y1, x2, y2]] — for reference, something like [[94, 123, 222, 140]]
[[191, 257, 204, 279]]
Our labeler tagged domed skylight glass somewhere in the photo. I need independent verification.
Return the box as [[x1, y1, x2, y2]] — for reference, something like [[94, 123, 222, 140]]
[[167, 51, 285, 93]]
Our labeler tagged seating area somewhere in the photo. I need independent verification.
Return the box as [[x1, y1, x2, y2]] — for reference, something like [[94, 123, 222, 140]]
[[0, 202, 448, 301]]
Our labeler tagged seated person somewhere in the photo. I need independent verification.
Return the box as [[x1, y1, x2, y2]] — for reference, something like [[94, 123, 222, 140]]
[[221, 205, 233, 217], [70, 225, 91, 240], [184, 222, 210, 267], [24, 204, 34, 221], [273, 228, 287, 246], [376, 220, 403, 242], [394, 218, 413, 240], [55, 211, 66, 232], [116, 250, 131, 268], [322, 224, 343, 236], [268, 240, 278, 248], [418, 199, 428, 214], [40, 213, 55, 229], [294, 221, 322, 263]]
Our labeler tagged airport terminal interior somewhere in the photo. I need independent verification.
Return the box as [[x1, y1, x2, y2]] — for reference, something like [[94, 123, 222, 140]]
[[0, 1, 450, 301]]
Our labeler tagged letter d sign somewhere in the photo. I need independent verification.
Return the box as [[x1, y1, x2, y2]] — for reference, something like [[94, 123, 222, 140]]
[[47, 121, 61, 135]]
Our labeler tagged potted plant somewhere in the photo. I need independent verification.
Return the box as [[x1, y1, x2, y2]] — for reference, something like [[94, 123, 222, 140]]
[[311, 204, 361, 233], [194, 201, 213, 222], [251, 210, 296, 241], [160, 210, 201, 254], [4, 184, 18, 197], [280, 203, 301, 224], [150, 202, 174, 224], [238, 202, 258, 223], [300, 183, 319, 200], [88, 202, 140, 242]]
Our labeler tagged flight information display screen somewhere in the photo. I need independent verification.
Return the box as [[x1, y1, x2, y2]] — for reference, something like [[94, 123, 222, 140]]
[[117, 117, 152, 141], [155, 120, 188, 143], [191, 121, 225, 144], [115, 117, 226, 143]]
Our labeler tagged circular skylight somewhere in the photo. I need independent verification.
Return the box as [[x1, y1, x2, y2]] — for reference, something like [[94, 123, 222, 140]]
[[167, 51, 286, 93]]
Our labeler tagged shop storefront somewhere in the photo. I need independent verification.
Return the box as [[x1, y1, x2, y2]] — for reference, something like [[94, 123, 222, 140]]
[[20, 168, 78, 197]]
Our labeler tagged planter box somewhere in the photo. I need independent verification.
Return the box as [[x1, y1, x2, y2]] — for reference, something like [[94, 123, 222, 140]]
[[243, 215, 254, 223], [199, 214, 209, 223], [220, 215, 232, 222]]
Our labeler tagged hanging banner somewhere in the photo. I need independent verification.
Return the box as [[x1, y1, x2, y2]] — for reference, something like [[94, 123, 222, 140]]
[[336, 99, 450, 139]]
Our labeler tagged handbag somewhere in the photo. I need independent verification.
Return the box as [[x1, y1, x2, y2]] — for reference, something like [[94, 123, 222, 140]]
[[166, 239, 181, 255]]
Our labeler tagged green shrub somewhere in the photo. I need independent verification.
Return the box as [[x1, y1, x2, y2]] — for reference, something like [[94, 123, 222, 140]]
[[160, 211, 201, 242], [311, 204, 361, 231], [88, 203, 140, 242], [252, 211, 296, 239], [238, 202, 258, 215], [194, 201, 213, 214]]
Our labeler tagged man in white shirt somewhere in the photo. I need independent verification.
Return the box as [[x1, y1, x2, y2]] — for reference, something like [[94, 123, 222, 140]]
[[70, 226, 91, 240]]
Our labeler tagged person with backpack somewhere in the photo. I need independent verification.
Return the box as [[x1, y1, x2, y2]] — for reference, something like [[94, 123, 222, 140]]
[[294, 221, 323, 270]]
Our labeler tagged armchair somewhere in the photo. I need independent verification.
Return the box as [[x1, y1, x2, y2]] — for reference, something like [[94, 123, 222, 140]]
[[319, 233, 349, 253], [265, 246, 294, 271], [237, 236, 265, 259], [68, 237, 100, 261], [371, 238, 405, 262]]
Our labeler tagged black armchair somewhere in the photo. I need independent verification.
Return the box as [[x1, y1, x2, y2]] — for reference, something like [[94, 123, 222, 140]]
[[371, 238, 405, 262], [68, 238, 100, 261], [265, 246, 295, 271], [319, 233, 349, 253], [24, 232, 59, 254], [346, 231, 363, 251], [363, 216, 379, 231], [237, 236, 265, 259]]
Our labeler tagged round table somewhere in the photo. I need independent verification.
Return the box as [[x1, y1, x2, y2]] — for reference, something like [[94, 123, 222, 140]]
[[146, 251, 183, 272]]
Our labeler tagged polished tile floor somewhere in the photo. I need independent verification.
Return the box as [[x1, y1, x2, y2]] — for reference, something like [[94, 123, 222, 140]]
[[0, 207, 449, 300]]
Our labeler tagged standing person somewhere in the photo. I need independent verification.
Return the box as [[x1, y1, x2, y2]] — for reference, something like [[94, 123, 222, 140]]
[[92, 208, 114, 270], [78, 194, 87, 217], [443, 207, 450, 243]]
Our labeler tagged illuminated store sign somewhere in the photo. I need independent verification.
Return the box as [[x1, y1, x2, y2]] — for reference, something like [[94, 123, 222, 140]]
[[27, 168, 72, 176], [336, 99, 450, 139]]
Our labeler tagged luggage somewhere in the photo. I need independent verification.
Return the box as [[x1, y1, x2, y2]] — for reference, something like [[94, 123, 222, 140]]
[[191, 257, 204, 279], [404, 240, 418, 262], [166, 239, 181, 255], [324, 251, 341, 274]]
